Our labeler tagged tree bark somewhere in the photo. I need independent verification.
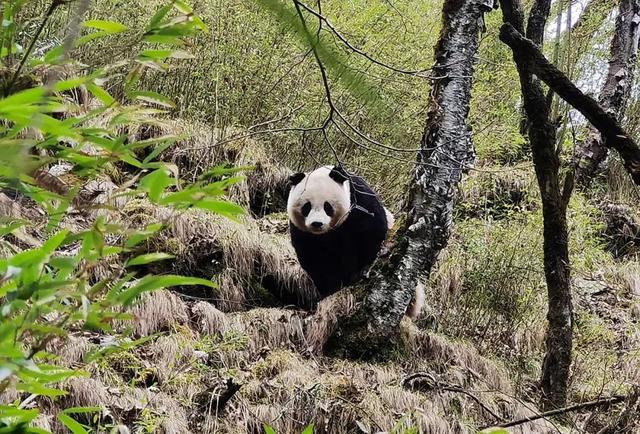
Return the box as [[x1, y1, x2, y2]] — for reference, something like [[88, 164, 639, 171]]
[[575, 0, 640, 186], [325, 0, 492, 358], [499, 0, 574, 411], [500, 22, 640, 185]]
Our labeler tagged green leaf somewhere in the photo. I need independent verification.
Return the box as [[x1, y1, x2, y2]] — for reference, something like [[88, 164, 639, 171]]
[[192, 200, 245, 219], [125, 253, 175, 267], [0, 407, 39, 424], [54, 76, 92, 92], [263, 424, 277, 434], [143, 34, 185, 46], [125, 223, 163, 248], [86, 83, 115, 106], [60, 406, 102, 415], [57, 413, 88, 434], [76, 31, 110, 45], [130, 91, 175, 108], [16, 382, 68, 397], [110, 274, 216, 306], [0, 219, 27, 237], [82, 20, 128, 33], [301, 424, 314, 434], [43, 44, 65, 63], [172, 0, 193, 14], [147, 4, 172, 30], [0, 88, 46, 112], [142, 140, 176, 164], [139, 49, 172, 60], [139, 167, 174, 203]]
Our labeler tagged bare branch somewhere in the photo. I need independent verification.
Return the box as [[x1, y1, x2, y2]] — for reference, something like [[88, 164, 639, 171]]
[[481, 394, 627, 430], [499, 22, 640, 185], [294, 0, 431, 76], [404, 372, 506, 424]]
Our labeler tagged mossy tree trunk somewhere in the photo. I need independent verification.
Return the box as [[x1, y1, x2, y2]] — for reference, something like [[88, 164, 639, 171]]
[[326, 0, 493, 358], [498, 0, 574, 411], [575, 0, 640, 186]]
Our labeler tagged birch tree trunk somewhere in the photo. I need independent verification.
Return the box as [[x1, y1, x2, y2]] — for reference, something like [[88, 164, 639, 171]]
[[575, 0, 640, 186], [326, 0, 492, 358]]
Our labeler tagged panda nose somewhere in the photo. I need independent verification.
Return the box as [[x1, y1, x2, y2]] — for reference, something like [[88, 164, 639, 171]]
[[311, 221, 324, 229]]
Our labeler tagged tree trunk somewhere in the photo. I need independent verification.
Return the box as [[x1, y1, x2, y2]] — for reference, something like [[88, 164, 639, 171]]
[[499, 0, 574, 410], [575, 0, 640, 186], [325, 0, 492, 358], [500, 23, 640, 184]]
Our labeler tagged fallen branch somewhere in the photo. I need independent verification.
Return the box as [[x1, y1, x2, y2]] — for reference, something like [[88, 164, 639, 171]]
[[403, 372, 506, 424], [596, 386, 640, 434], [480, 394, 626, 429], [499, 23, 640, 185]]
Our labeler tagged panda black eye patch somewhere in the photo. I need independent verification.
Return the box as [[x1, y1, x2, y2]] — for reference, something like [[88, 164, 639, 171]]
[[324, 201, 334, 216], [301, 202, 312, 217]]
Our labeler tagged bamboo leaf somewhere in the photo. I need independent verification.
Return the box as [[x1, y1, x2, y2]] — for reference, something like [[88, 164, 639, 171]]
[[82, 20, 128, 33], [125, 253, 175, 267], [57, 413, 88, 434], [130, 91, 176, 108]]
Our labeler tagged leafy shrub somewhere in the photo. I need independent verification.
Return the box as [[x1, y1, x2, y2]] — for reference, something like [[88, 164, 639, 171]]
[[429, 213, 546, 358], [0, 1, 243, 431]]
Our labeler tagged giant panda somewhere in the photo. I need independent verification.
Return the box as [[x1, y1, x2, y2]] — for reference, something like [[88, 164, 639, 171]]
[[287, 165, 396, 298]]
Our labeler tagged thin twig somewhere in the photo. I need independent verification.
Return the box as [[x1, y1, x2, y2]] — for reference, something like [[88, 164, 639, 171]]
[[294, 0, 430, 77], [403, 372, 506, 424], [4, 0, 68, 96]]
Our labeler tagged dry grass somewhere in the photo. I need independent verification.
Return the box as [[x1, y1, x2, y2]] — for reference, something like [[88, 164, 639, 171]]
[[128, 203, 317, 311], [46, 335, 94, 368], [191, 300, 227, 336], [127, 289, 190, 337], [305, 290, 356, 354], [213, 345, 557, 434], [402, 319, 511, 393], [224, 308, 306, 362], [605, 155, 640, 207], [39, 377, 192, 434], [26, 289, 574, 434], [0, 384, 19, 405], [158, 120, 291, 216], [456, 163, 538, 220]]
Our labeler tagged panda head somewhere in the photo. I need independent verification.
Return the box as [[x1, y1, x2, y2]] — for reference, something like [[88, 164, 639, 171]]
[[287, 165, 351, 234]]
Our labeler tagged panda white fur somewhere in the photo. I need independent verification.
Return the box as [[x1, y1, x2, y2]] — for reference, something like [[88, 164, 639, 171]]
[[287, 165, 423, 318]]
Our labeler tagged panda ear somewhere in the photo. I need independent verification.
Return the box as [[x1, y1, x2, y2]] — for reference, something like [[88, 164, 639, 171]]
[[289, 172, 306, 186], [329, 166, 349, 184]]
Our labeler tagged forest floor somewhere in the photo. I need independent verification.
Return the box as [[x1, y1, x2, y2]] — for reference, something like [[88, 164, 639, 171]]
[[1, 107, 639, 434]]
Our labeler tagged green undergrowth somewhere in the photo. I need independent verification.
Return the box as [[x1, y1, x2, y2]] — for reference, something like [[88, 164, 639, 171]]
[[432, 168, 635, 397]]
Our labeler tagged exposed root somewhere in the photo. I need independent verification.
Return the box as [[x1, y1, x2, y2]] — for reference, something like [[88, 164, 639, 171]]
[[403, 321, 511, 392]]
